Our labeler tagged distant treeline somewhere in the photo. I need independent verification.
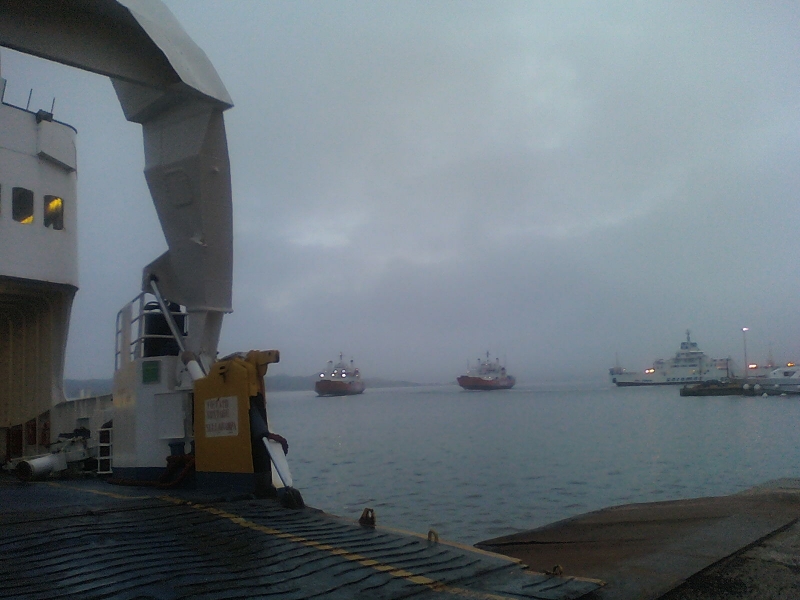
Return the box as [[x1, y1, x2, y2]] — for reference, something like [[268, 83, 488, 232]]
[[65, 375, 424, 398]]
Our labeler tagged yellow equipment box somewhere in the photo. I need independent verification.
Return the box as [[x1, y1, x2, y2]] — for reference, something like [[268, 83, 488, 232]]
[[193, 351, 279, 477]]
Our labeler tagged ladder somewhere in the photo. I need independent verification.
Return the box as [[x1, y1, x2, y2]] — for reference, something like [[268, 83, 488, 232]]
[[97, 426, 112, 474]]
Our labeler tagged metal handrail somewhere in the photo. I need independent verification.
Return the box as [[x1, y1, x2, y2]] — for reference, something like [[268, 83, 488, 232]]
[[115, 292, 188, 370]]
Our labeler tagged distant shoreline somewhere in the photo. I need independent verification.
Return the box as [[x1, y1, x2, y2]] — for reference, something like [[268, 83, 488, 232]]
[[64, 376, 431, 398], [65, 376, 611, 398], [266, 374, 431, 392]]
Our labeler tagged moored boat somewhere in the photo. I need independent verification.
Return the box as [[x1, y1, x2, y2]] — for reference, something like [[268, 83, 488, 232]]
[[680, 379, 745, 397], [457, 352, 515, 390], [759, 364, 800, 395], [315, 353, 365, 396], [611, 331, 736, 387]]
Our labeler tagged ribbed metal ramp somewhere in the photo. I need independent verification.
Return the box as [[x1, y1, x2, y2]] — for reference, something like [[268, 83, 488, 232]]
[[0, 479, 601, 600]]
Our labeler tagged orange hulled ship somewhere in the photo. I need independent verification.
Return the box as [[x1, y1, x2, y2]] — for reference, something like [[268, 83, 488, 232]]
[[457, 352, 516, 391], [315, 353, 366, 396]]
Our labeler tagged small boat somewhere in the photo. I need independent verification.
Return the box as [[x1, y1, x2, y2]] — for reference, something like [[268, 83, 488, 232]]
[[315, 353, 366, 396], [760, 364, 800, 395], [457, 352, 515, 391], [681, 370, 800, 397]]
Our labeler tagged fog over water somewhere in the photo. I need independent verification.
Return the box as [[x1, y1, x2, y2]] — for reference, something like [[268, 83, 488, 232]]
[[3, 2, 798, 383]]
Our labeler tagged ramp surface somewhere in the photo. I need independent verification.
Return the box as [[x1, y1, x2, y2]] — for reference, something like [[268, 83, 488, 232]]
[[0, 477, 601, 600]]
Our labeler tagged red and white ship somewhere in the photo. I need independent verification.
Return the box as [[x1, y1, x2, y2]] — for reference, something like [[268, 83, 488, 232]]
[[315, 353, 366, 396], [457, 352, 516, 391]]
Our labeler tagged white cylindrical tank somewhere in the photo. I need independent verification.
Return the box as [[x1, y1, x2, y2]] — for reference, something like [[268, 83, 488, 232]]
[[15, 453, 68, 481]]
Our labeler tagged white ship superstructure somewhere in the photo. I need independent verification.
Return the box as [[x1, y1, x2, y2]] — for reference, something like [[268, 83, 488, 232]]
[[0, 1, 241, 484], [610, 331, 737, 387], [0, 69, 78, 459]]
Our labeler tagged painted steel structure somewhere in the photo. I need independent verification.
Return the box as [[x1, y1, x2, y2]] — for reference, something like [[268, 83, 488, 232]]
[[0, 0, 234, 462], [0, 77, 78, 458]]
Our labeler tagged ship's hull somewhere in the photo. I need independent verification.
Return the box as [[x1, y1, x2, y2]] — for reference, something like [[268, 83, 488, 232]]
[[680, 382, 745, 396], [613, 378, 694, 387], [611, 370, 730, 386], [315, 379, 365, 396], [457, 375, 516, 391]]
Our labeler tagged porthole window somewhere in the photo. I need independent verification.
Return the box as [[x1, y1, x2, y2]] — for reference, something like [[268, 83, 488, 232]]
[[44, 195, 64, 230], [12, 187, 34, 224]]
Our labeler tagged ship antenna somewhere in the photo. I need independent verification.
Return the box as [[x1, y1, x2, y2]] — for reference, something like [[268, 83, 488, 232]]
[[686, 329, 691, 343]]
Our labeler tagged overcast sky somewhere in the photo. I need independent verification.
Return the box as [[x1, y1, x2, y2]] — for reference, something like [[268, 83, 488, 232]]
[[3, 1, 799, 383]]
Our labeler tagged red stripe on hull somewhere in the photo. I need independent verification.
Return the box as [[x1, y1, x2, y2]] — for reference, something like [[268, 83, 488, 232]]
[[457, 376, 516, 391], [315, 379, 365, 396]]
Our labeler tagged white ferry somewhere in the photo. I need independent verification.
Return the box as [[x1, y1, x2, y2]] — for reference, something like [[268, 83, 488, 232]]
[[610, 331, 737, 386]]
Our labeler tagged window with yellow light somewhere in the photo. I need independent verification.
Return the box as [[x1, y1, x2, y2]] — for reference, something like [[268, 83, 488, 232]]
[[44, 195, 64, 230]]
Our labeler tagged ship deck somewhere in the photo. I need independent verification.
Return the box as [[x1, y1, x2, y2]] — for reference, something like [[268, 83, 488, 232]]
[[0, 475, 602, 600]]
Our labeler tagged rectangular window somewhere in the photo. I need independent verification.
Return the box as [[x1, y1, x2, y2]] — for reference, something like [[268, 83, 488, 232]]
[[44, 195, 64, 230], [12, 187, 34, 223]]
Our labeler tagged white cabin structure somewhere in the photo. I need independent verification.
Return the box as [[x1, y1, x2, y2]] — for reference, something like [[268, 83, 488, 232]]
[[0, 0, 234, 477], [0, 72, 78, 461]]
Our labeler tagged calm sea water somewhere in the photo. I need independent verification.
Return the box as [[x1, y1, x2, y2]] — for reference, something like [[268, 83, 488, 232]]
[[265, 383, 800, 545]]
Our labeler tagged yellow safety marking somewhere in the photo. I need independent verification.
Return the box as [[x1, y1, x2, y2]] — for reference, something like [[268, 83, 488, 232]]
[[46, 482, 152, 500], [159, 495, 524, 600]]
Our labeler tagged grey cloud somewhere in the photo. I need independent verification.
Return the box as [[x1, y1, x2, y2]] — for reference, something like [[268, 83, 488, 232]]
[[6, 1, 797, 383]]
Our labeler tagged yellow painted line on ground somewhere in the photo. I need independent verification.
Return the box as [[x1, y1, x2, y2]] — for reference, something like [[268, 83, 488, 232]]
[[46, 482, 152, 500], [159, 495, 523, 600]]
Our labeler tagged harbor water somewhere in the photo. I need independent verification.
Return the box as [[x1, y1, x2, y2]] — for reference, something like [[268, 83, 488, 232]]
[[267, 383, 800, 545]]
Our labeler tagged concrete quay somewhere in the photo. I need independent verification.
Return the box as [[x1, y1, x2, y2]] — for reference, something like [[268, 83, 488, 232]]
[[477, 479, 800, 600]]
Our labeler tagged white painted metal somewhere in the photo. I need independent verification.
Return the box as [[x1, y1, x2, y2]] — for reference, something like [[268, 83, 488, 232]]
[[113, 353, 190, 471], [0, 84, 78, 439], [0, 103, 78, 286], [265, 438, 293, 488], [112, 294, 194, 472], [184, 358, 206, 382], [0, 1, 233, 470], [15, 453, 68, 480]]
